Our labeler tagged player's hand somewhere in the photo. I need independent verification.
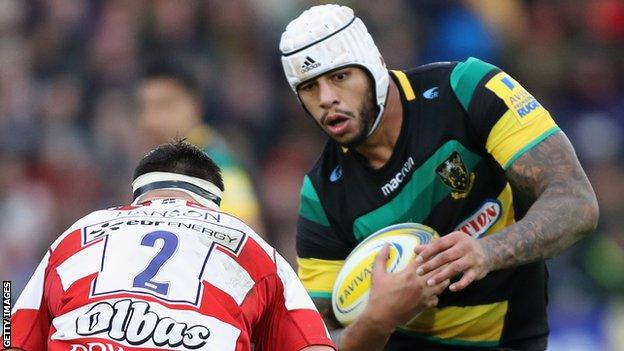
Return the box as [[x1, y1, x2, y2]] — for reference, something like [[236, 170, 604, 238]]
[[362, 244, 449, 331], [414, 231, 490, 292]]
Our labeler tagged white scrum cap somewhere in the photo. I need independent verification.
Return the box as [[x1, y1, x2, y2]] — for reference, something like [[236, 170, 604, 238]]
[[280, 4, 390, 136]]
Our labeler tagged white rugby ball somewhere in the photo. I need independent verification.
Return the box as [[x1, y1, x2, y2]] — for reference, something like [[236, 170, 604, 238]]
[[331, 223, 439, 326]]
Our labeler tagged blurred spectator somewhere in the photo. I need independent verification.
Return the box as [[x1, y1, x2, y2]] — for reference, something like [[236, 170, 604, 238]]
[[136, 60, 265, 234], [0, 1, 622, 348]]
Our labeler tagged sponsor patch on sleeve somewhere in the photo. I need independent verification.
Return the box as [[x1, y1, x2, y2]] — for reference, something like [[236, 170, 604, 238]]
[[485, 72, 547, 124], [454, 199, 501, 238], [484, 72, 560, 168]]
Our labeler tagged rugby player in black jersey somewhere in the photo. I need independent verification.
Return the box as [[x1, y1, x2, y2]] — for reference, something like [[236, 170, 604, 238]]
[[279, 4, 599, 351]]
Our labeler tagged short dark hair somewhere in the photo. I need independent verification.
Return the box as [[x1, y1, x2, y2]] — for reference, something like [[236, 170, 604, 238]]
[[142, 59, 200, 95], [133, 138, 224, 191]]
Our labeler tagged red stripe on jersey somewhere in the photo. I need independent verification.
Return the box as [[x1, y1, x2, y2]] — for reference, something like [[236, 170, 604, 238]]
[[246, 274, 335, 351], [280, 309, 336, 350], [10, 309, 51, 350], [199, 281, 251, 350], [198, 280, 244, 324], [219, 237, 276, 283], [49, 228, 97, 267], [45, 258, 68, 316]]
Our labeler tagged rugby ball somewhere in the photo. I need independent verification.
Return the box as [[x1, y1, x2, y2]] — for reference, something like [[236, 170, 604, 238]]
[[331, 223, 439, 326]]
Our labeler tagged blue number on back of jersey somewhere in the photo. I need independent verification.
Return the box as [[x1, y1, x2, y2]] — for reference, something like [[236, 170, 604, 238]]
[[132, 231, 179, 295]]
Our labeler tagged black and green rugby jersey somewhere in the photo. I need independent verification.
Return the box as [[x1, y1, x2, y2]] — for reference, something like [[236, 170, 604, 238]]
[[296, 57, 560, 350]]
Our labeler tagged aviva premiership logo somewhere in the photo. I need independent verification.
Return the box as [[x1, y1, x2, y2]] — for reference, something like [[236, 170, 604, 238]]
[[335, 243, 402, 313], [436, 151, 475, 199]]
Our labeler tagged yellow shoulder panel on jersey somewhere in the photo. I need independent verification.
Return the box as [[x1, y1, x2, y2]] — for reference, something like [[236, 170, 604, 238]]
[[485, 72, 560, 169], [391, 70, 416, 101], [297, 257, 344, 298]]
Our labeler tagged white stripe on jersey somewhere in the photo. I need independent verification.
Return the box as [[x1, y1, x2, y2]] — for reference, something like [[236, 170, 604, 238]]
[[12, 250, 50, 312], [217, 210, 276, 261], [56, 241, 103, 291], [51, 297, 241, 350], [275, 252, 317, 311], [203, 249, 255, 305]]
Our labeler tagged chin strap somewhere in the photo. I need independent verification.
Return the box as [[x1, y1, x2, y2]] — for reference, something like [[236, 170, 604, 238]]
[[366, 104, 386, 137]]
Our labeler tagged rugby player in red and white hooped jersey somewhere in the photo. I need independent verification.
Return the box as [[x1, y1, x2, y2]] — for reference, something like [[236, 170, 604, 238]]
[[8, 139, 335, 351]]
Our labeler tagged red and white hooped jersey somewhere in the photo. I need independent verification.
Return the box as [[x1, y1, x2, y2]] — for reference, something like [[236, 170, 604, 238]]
[[10, 198, 335, 351]]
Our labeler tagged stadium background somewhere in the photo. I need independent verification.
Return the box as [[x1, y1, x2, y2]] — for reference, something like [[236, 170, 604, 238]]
[[0, 0, 622, 349]]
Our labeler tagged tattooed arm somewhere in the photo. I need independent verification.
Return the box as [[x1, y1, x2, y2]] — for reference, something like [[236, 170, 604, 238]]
[[482, 131, 598, 268], [415, 132, 599, 291]]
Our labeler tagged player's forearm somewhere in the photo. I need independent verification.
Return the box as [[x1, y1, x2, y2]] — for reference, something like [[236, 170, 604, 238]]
[[482, 133, 599, 270], [314, 297, 393, 351], [331, 309, 395, 351], [482, 186, 597, 270]]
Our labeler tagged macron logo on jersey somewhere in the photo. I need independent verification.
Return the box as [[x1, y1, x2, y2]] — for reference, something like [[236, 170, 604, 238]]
[[381, 157, 415, 196]]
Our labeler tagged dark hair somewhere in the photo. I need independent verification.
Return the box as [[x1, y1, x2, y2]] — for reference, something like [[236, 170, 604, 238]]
[[142, 59, 200, 95], [133, 138, 224, 191]]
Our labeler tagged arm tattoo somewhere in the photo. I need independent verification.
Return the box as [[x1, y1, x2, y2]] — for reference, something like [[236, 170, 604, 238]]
[[482, 131, 599, 270]]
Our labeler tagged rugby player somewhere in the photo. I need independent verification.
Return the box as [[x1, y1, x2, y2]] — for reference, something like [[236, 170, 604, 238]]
[[280, 4, 598, 350], [137, 62, 264, 233], [9, 139, 335, 351]]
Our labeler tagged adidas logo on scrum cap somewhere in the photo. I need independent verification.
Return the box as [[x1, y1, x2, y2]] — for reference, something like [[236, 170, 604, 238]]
[[301, 56, 321, 73]]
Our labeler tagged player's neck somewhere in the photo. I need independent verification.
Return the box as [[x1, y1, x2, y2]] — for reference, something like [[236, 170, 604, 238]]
[[354, 79, 403, 169]]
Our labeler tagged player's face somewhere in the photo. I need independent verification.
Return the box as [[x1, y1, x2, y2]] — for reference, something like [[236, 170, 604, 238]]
[[297, 67, 376, 147], [137, 78, 200, 145]]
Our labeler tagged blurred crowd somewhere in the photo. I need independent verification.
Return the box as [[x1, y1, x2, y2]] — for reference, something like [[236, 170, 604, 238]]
[[1, 0, 623, 349]]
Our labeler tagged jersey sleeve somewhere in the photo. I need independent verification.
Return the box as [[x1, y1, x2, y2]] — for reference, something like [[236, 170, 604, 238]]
[[450, 57, 561, 169], [10, 250, 53, 350], [252, 253, 336, 351], [296, 175, 349, 299]]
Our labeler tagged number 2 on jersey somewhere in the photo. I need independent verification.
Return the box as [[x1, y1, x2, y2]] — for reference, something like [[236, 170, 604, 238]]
[[132, 230, 179, 296]]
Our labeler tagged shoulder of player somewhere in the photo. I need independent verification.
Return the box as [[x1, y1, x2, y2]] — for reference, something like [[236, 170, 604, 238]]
[[295, 150, 336, 231], [394, 58, 501, 102], [389, 60, 456, 86], [212, 210, 278, 258], [405, 60, 457, 75], [302, 140, 343, 188], [388, 61, 462, 105], [50, 208, 117, 251], [447, 57, 502, 110]]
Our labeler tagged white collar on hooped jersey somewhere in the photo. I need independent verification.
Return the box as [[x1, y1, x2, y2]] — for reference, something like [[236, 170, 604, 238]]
[[131, 171, 222, 211]]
